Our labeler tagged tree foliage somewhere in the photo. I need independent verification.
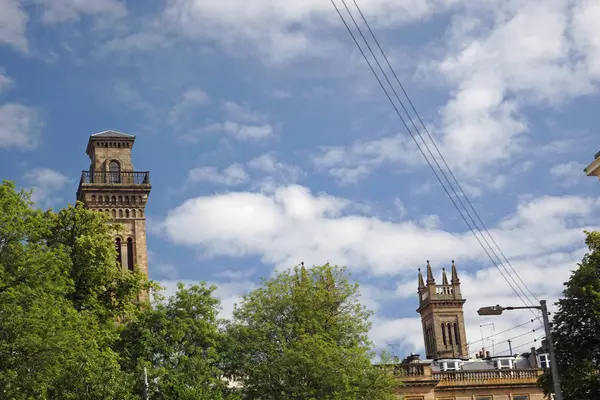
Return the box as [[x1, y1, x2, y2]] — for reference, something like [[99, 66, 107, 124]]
[[222, 263, 397, 400], [119, 282, 238, 400], [0, 181, 231, 399], [0, 181, 395, 399], [0, 180, 138, 399], [542, 230, 600, 399]]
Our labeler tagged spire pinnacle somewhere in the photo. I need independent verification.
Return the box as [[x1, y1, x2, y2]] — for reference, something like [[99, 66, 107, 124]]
[[426, 260, 435, 285], [451, 259, 460, 284], [442, 267, 449, 285], [418, 268, 425, 289]]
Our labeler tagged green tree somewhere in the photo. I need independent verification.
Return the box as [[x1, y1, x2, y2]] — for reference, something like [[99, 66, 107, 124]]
[[223, 263, 397, 400], [119, 282, 238, 400], [541, 230, 600, 399], [0, 181, 142, 399]]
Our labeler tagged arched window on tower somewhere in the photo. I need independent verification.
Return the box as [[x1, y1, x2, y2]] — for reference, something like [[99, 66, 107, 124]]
[[447, 323, 453, 345], [115, 238, 122, 267], [109, 160, 121, 183], [442, 323, 447, 346], [127, 238, 134, 271], [454, 323, 461, 346]]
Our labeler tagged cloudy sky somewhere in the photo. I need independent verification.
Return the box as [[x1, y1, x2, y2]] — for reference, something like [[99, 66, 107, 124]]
[[2, 0, 600, 359]]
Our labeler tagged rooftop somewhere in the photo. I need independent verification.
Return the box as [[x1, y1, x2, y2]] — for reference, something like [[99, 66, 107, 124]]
[[90, 130, 135, 139]]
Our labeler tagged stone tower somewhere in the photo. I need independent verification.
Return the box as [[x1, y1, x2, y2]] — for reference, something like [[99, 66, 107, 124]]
[[416, 260, 468, 359], [76, 130, 151, 280]]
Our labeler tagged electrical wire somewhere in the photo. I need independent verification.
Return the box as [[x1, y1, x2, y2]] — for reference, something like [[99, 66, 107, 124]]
[[467, 319, 535, 347], [348, 0, 540, 307], [329, 0, 541, 320], [469, 326, 542, 357], [493, 337, 544, 357]]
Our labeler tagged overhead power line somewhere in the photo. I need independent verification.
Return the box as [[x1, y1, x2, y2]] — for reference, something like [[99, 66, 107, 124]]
[[346, 0, 540, 307], [469, 326, 542, 358], [493, 337, 544, 357], [329, 0, 541, 320], [467, 319, 535, 348]]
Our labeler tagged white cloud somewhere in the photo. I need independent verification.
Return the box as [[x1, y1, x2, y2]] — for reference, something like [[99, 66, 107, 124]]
[[113, 81, 156, 117], [162, 0, 461, 64], [433, 0, 600, 177], [157, 185, 600, 276], [186, 164, 249, 187], [313, 134, 421, 184], [393, 198, 406, 219], [196, 121, 274, 141], [98, 31, 170, 56], [222, 101, 268, 124], [23, 168, 69, 208], [550, 161, 586, 186], [156, 184, 597, 357], [35, 0, 127, 24], [265, 89, 292, 99], [572, 0, 600, 78], [169, 88, 211, 125], [309, 1, 600, 189], [248, 153, 304, 191], [0, 69, 13, 92], [0, 0, 28, 52], [0, 104, 43, 150]]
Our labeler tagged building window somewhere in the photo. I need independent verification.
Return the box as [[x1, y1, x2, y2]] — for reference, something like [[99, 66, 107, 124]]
[[474, 396, 492, 400], [538, 354, 550, 369], [127, 238, 134, 271], [115, 238, 122, 267], [442, 361, 460, 371], [447, 323, 453, 345], [496, 358, 514, 369], [454, 323, 461, 346], [512, 396, 529, 400], [442, 323, 447, 345], [109, 160, 121, 183]]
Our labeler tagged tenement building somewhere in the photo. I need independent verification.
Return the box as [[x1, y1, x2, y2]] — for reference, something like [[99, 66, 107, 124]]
[[76, 130, 152, 282], [394, 261, 550, 400]]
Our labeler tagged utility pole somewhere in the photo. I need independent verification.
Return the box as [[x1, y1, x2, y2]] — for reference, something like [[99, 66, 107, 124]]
[[508, 339, 513, 356], [477, 300, 563, 400], [540, 300, 563, 400]]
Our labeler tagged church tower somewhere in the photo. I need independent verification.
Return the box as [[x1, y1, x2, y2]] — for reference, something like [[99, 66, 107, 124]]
[[416, 260, 468, 359], [76, 130, 151, 280]]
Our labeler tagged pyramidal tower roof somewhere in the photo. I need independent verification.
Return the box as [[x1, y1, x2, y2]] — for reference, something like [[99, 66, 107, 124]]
[[86, 130, 135, 155], [90, 130, 135, 139]]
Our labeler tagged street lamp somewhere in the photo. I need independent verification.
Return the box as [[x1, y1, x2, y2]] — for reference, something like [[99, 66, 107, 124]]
[[477, 300, 563, 400]]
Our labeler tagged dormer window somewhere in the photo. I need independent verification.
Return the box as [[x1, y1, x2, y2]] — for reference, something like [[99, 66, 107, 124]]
[[537, 354, 550, 369], [441, 360, 461, 371], [495, 358, 515, 369]]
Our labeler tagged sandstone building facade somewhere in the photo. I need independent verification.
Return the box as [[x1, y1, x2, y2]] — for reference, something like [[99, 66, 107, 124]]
[[395, 261, 550, 400], [76, 130, 152, 280]]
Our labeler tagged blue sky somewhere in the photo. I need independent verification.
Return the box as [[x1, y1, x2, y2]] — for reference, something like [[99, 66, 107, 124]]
[[2, 0, 600, 359]]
